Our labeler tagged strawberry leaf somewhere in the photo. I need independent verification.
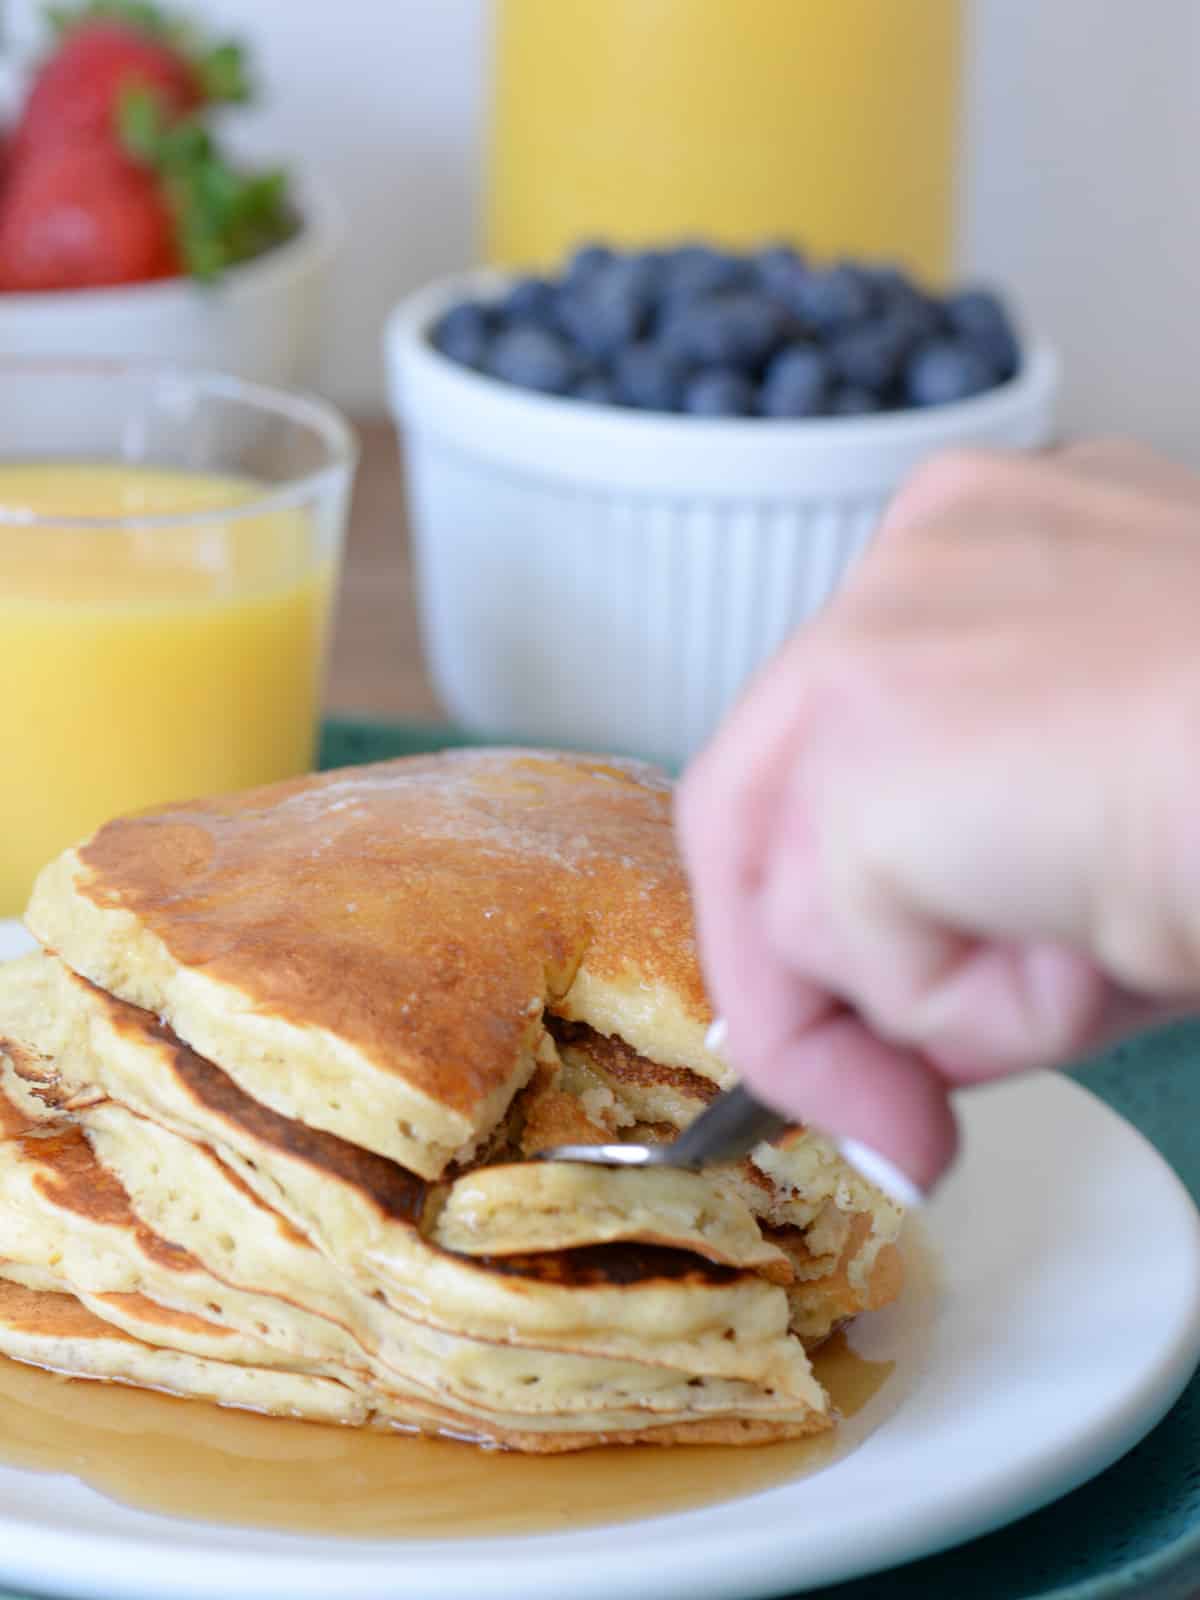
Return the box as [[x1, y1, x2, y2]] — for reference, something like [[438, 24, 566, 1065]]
[[118, 85, 296, 282], [197, 40, 249, 104], [115, 76, 165, 159]]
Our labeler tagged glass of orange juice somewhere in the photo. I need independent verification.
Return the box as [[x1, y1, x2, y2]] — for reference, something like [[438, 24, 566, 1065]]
[[0, 360, 357, 916]]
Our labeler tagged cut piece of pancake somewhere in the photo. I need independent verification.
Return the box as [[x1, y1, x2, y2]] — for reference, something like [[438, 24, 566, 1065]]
[[4, 748, 907, 1451], [428, 1162, 793, 1278]]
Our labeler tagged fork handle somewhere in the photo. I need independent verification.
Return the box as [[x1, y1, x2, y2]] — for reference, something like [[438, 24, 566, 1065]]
[[670, 1083, 792, 1169]]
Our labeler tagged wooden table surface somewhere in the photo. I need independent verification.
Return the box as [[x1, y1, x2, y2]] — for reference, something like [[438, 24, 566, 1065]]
[[324, 418, 443, 724]]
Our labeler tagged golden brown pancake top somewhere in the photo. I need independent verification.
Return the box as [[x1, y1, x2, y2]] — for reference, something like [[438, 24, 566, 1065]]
[[72, 750, 708, 1122]]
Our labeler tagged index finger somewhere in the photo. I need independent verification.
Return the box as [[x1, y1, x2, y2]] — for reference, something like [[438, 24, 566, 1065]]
[[676, 640, 834, 1076], [677, 632, 958, 1194]]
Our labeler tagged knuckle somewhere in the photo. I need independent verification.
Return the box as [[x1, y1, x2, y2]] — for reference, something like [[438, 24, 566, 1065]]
[[673, 757, 713, 850], [1058, 435, 1144, 470], [675, 733, 747, 859], [1094, 905, 1197, 993], [883, 447, 1028, 539]]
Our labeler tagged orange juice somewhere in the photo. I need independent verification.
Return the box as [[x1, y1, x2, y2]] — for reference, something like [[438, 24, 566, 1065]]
[[487, 0, 960, 281], [0, 464, 335, 915]]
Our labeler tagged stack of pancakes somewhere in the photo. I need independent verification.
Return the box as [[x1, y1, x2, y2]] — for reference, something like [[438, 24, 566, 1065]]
[[0, 750, 903, 1451]]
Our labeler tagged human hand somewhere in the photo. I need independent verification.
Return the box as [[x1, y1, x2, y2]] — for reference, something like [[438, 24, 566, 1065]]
[[677, 440, 1200, 1196]]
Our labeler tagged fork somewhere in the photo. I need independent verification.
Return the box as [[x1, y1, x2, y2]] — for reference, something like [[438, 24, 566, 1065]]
[[536, 1018, 924, 1205], [537, 1017, 789, 1170], [536, 1080, 790, 1171]]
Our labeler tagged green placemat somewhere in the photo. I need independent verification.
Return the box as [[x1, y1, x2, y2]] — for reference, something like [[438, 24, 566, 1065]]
[[5, 715, 1200, 1600]]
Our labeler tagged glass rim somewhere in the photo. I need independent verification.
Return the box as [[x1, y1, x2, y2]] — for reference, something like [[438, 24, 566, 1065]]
[[0, 358, 358, 532]]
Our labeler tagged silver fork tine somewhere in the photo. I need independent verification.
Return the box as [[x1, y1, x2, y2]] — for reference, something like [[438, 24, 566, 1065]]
[[666, 1084, 791, 1168], [535, 1083, 790, 1171]]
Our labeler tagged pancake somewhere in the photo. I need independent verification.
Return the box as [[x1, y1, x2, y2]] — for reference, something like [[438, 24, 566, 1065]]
[[0, 952, 897, 1356], [548, 1018, 901, 1282], [27, 751, 729, 1177], [0, 1066, 830, 1444], [0, 1027, 832, 1435], [428, 1162, 793, 1276], [3, 748, 906, 1451], [0, 1279, 367, 1425], [0, 1056, 348, 1374]]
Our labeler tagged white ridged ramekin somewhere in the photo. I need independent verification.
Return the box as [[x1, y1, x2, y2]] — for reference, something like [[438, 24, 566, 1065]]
[[386, 272, 1059, 769]]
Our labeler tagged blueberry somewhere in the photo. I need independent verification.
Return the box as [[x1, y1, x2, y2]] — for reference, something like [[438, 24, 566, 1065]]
[[557, 260, 653, 358], [488, 326, 579, 394], [867, 269, 946, 343], [660, 292, 787, 369], [787, 263, 876, 333], [943, 288, 1020, 379], [828, 315, 914, 392], [502, 276, 559, 328], [431, 301, 494, 369], [565, 241, 616, 286], [629, 246, 667, 270], [829, 384, 883, 415], [754, 241, 806, 300], [558, 290, 643, 359], [864, 262, 917, 301], [663, 242, 750, 302], [570, 372, 619, 406], [682, 369, 756, 417], [624, 248, 669, 299], [759, 345, 829, 417], [887, 289, 946, 348], [905, 338, 997, 406], [613, 342, 687, 411]]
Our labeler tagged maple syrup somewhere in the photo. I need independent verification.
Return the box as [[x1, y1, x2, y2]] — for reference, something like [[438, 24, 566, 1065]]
[[0, 1230, 935, 1539]]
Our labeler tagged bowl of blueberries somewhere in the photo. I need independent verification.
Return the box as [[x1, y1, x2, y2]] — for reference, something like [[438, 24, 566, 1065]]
[[386, 241, 1058, 767]]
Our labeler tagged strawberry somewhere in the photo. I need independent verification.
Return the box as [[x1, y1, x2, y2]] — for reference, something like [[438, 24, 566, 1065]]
[[0, 140, 180, 290], [12, 3, 247, 161], [0, 5, 288, 291], [14, 23, 201, 157]]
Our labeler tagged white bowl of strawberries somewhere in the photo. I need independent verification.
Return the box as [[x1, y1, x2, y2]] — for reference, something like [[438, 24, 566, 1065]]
[[0, 3, 336, 388]]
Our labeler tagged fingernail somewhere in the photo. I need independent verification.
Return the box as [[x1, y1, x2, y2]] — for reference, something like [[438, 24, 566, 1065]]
[[705, 1017, 728, 1053], [836, 1137, 925, 1210]]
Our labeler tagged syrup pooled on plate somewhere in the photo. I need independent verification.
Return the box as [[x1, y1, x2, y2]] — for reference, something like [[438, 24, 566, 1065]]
[[0, 1231, 934, 1538], [0, 1335, 884, 1538]]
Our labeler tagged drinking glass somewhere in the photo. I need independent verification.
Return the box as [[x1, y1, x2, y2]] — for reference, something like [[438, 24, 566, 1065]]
[[0, 360, 357, 915]]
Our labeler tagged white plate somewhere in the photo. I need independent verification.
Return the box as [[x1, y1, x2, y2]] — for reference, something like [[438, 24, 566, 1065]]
[[0, 914, 1199, 1600]]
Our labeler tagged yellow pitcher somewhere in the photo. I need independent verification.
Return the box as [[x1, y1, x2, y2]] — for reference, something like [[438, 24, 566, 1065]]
[[487, 0, 960, 282]]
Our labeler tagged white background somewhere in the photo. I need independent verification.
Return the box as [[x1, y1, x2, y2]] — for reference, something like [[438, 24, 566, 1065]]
[[6, 0, 1199, 462]]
